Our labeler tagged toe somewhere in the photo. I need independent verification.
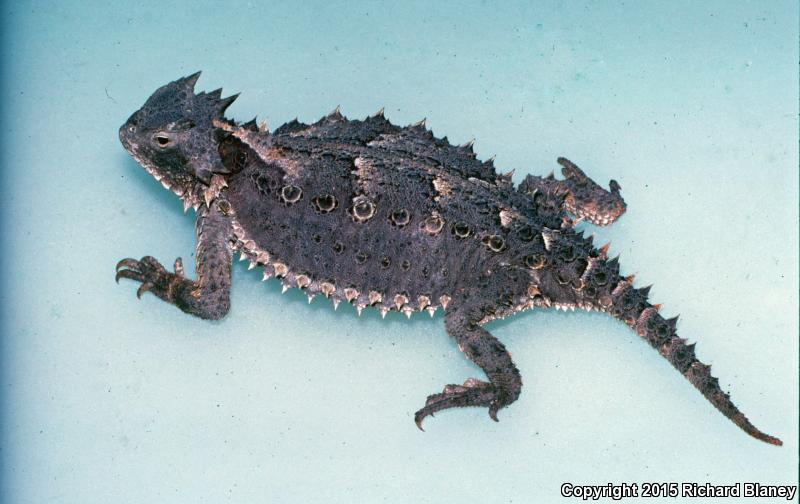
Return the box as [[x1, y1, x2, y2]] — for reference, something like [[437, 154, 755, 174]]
[[116, 269, 144, 283], [413, 379, 498, 429], [173, 257, 184, 277], [140, 256, 167, 273]]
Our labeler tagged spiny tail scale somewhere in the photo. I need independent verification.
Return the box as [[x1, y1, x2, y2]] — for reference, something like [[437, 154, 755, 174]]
[[603, 269, 782, 445]]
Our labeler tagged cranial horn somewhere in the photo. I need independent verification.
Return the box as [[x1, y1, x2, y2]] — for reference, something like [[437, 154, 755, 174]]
[[219, 93, 240, 113], [182, 71, 202, 89]]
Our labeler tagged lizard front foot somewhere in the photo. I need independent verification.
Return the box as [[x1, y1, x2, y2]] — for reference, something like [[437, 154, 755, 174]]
[[414, 378, 512, 430], [115, 256, 192, 302]]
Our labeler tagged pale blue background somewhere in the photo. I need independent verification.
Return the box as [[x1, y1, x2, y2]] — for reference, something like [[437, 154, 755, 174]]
[[1, 1, 797, 503]]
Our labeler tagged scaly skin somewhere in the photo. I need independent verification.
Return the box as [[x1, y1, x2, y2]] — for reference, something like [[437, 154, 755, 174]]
[[115, 73, 781, 445], [116, 198, 233, 320]]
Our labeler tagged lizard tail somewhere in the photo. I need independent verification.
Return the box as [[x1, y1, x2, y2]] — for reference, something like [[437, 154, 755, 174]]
[[600, 271, 782, 446]]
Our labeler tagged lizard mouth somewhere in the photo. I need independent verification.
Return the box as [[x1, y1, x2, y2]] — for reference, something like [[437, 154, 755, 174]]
[[120, 133, 203, 212], [564, 197, 626, 226]]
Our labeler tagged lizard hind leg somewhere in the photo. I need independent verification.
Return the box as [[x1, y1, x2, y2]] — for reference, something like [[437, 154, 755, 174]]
[[414, 310, 523, 429]]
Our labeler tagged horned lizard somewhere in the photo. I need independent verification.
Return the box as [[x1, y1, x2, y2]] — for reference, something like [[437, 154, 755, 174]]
[[116, 73, 781, 445]]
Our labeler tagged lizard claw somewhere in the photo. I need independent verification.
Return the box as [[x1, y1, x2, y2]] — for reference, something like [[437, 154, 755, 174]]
[[136, 282, 154, 299], [488, 404, 500, 422], [414, 414, 428, 432], [116, 258, 140, 273], [116, 268, 143, 283]]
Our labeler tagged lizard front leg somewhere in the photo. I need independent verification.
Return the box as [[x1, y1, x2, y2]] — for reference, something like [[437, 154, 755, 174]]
[[116, 199, 233, 320]]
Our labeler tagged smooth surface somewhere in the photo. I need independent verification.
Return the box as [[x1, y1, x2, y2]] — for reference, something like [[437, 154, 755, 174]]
[[1, 1, 797, 503]]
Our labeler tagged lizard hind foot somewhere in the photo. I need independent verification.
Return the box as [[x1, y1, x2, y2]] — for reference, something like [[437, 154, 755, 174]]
[[115, 255, 185, 301], [414, 378, 505, 430]]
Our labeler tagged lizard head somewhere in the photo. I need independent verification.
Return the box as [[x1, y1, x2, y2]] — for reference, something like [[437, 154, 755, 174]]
[[119, 72, 238, 209], [558, 157, 626, 226]]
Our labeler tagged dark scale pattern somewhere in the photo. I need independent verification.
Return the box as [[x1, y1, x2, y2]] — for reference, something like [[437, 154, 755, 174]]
[[115, 74, 782, 446], [366, 126, 499, 184]]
